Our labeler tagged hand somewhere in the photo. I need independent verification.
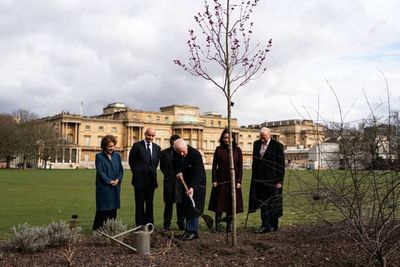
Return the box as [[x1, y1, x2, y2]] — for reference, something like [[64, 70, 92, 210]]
[[212, 182, 217, 187], [176, 172, 183, 181], [110, 179, 119, 186], [236, 183, 241, 189], [275, 182, 282, 189], [187, 188, 194, 198]]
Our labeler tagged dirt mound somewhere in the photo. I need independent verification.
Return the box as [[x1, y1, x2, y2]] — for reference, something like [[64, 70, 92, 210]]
[[1, 225, 399, 266]]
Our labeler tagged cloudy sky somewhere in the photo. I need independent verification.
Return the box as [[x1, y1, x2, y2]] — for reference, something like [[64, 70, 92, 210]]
[[0, 0, 399, 126]]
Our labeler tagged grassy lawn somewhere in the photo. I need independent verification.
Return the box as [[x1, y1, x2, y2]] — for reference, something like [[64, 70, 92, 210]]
[[0, 168, 330, 239]]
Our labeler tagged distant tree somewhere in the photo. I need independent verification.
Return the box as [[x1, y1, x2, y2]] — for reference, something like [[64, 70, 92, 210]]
[[0, 113, 19, 168], [36, 122, 60, 170], [175, 0, 271, 246], [12, 110, 40, 169]]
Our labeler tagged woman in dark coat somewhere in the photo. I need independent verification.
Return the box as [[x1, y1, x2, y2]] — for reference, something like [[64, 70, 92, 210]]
[[92, 135, 124, 230], [208, 129, 243, 232]]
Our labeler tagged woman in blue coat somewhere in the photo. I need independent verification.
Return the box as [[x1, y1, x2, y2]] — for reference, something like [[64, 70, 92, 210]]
[[92, 135, 124, 230]]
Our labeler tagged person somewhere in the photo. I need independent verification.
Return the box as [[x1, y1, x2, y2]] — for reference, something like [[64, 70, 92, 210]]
[[160, 134, 185, 231], [208, 129, 243, 232], [173, 139, 206, 241], [92, 135, 124, 230], [248, 127, 285, 234], [128, 127, 161, 226]]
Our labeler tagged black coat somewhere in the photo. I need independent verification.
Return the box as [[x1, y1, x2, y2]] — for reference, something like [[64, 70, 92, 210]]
[[248, 138, 285, 215], [173, 146, 206, 219], [160, 147, 183, 203], [128, 140, 160, 188]]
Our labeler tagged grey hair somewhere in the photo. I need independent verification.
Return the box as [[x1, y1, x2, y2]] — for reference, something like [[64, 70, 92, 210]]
[[260, 127, 270, 134], [173, 138, 187, 151]]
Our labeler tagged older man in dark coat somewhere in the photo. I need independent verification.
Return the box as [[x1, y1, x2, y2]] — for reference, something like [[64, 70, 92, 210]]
[[160, 134, 185, 231], [173, 139, 206, 241], [129, 127, 161, 226], [248, 127, 285, 234]]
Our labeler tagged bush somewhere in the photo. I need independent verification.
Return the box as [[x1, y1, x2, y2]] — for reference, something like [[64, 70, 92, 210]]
[[97, 219, 127, 244], [6, 223, 49, 253], [47, 221, 81, 247]]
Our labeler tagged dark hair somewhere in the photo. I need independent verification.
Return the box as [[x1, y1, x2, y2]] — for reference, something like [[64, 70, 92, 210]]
[[170, 134, 180, 142], [219, 128, 237, 147], [101, 135, 117, 151]]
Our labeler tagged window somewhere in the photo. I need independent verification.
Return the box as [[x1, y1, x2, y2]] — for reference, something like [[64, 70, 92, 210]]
[[218, 121, 221, 126], [98, 126, 104, 132], [111, 127, 117, 132], [84, 153, 89, 162], [203, 141, 207, 150], [156, 116, 160, 122], [192, 140, 197, 148], [84, 136, 91, 146], [165, 117, 170, 123], [147, 115, 151, 122], [209, 140, 215, 150], [85, 125, 91, 131], [97, 136, 103, 146], [67, 134, 73, 143], [247, 142, 252, 152]]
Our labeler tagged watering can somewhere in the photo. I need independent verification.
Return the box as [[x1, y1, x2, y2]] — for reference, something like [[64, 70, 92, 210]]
[[97, 223, 154, 255]]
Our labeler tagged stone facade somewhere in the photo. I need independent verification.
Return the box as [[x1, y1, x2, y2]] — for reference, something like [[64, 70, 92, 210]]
[[39, 103, 326, 169]]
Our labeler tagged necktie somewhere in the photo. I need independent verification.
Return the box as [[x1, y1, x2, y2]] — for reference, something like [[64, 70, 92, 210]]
[[146, 142, 152, 163], [260, 143, 268, 157]]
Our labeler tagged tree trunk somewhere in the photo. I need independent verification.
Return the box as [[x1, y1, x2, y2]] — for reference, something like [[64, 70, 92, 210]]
[[225, 0, 237, 247]]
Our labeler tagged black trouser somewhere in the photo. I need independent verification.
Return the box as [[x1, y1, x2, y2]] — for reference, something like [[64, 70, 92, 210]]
[[92, 209, 117, 230], [134, 186, 155, 226], [260, 205, 279, 231], [163, 202, 185, 229]]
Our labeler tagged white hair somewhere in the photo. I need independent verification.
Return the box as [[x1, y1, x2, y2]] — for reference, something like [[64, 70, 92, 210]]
[[260, 127, 270, 134], [173, 138, 187, 151]]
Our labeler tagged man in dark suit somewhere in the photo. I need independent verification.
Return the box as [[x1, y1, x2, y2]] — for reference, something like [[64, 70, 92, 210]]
[[248, 127, 285, 234], [129, 127, 161, 226], [160, 134, 185, 232], [173, 139, 206, 241]]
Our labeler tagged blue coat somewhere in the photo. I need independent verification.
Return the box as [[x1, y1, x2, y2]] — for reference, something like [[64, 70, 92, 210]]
[[95, 151, 124, 211]]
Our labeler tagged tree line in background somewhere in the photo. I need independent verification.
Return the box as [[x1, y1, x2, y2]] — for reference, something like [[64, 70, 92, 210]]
[[0, 109, 61, 169]]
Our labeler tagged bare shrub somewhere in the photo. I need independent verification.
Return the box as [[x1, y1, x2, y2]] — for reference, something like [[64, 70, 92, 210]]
[[47, 220, 82, 247], [6, 223, 49, 253]]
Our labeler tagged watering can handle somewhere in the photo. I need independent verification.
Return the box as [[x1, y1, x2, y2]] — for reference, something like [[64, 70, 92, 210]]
[[144, 223, 154, 234]]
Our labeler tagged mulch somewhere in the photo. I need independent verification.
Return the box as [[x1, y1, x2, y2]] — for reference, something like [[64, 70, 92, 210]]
[[1, 224, 399, 266]]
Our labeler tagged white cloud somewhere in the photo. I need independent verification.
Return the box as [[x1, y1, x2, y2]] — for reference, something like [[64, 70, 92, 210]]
[[0, 0, 399, 126]]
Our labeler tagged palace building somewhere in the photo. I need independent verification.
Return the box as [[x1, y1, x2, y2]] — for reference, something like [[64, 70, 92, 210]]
[[39, 103, 326, 169]]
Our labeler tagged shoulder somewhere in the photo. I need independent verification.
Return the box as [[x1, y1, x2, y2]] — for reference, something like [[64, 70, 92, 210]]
[[235, 146, 242, 153], [271, 139, 284, 149]]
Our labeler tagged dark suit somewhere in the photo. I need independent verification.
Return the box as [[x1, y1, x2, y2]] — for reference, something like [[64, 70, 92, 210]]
[[173, 146, 206, 220], [129, 140, 160, 226], [248, 138, 285, 230], [160, 147, 184, 229]]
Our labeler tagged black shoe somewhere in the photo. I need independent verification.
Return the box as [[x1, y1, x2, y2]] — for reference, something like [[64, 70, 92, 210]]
[[182, 232, 199, 241], [254, 227, 271, 234]]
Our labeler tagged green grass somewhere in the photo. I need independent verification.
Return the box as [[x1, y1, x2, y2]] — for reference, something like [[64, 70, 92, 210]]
[[0, 168, 331, 239]]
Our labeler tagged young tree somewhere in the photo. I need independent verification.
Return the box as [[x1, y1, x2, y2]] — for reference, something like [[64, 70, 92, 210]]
[[175, 0, 271, 246]]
